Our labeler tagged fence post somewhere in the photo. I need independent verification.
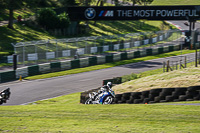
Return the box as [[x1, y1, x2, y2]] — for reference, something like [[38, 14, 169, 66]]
[[179, 59, 182, 69], [199, 49, 200, 65], [184, 56, 187, 68], [195, 46, 198, 67], [163, 61, 165, 72], [166, 60, 169, 72]]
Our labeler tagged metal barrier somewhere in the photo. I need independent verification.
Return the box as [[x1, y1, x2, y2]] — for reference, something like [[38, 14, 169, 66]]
[[11, 29, 182, 66]]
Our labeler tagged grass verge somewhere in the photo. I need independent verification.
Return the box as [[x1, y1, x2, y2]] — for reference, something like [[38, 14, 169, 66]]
[[113, 65, 200, 94], [0, 92, 200, 132], [25, 49, 196, 80]]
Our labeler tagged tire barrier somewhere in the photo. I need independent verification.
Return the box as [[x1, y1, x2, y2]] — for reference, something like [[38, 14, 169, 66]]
[[113, 86, 200, 104]]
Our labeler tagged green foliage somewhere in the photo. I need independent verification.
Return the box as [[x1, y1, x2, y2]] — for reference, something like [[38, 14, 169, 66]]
[[37, 8, 70, 30], [59, 0, 77, 6], [57, 12, 70, 29], [37, 8, 58, 30], [122, 73, 138, 82]]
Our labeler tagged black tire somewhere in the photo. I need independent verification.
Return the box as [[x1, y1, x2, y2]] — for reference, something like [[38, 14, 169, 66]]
[[115, 94, 122, 99], [143, 98, 151, 103], [179, 95, 187, 101], [131, 92, 141, 99], [121, 97, 128, 102], [186, 99, 194, 101], [142, 91, 149, 97], [194, 95, 200, 100], [150, 89, 162, 94], [166, 95, 174, 102], [188, 86, 200, 92], [173, 99, 180, 102], [148, 94, 155, 101], [131, 92, 141, 96], [175, 87, 187, 92], [160, 100, 167, 103], [122, 92, 131, 98], [85, 98, 93, 104], [149, 101, 156, 104], [154, 96, 165, 102], [134, 99, 142, 104], [126, 99, 134, 104], [160, 88, 174, 96]]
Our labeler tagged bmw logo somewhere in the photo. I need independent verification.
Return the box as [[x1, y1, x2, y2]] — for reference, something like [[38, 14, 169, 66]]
[[85, 8, 96, 19]]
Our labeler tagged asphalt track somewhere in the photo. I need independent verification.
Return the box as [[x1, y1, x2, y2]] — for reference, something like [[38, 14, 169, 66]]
[[0, 20, 199, 105], [0, 53, 195, 105]]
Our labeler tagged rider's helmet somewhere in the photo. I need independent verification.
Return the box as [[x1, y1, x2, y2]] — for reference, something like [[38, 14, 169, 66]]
[[107, 82, 112, 89]]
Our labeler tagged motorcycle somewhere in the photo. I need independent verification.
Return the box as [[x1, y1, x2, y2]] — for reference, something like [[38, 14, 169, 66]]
[[85, 87, 115, 104], [0, 88, 11, 105]]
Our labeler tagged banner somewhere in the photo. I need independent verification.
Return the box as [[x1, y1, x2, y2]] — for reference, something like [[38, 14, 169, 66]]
[[68, 5, 200, 21]]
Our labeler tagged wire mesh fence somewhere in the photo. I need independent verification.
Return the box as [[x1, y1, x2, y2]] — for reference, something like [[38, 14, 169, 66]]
[[12, 29, 182, 66], [163, 50, 200, 72]]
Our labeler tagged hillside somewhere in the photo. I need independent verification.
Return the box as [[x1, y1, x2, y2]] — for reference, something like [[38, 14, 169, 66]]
[[113, 66, 200, 94]]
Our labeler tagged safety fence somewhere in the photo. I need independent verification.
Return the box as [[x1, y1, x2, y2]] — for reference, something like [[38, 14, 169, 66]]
[[9, 29, 181, 65], [0, 44, 180, 83], [80, 85, 200, 104], [163, 49, 200, 72]]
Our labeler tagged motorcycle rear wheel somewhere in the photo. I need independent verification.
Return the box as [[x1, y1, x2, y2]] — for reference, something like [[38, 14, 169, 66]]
[[85, 98, 93, 104], [103, 96, 113, 104]]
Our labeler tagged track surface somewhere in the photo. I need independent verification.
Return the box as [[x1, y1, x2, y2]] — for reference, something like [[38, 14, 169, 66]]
[[1, 19, 199, 105], [0, 53, 195, 105]]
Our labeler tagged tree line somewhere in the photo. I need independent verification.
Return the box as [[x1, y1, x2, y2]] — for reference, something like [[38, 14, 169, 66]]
[[0, 0, 154, 30]]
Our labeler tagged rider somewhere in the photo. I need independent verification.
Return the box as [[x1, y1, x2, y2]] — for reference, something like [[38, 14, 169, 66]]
[[0, 88, 11, 100], [98, 82, 112, 94]]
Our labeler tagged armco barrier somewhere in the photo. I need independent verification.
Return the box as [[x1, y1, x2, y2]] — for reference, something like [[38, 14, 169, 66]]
[[39, 63, 51, 73], [121, 52, 128, 60], [28, 65, 40, 76], [60, 60, 71, 70], [50, 62, 61, 72], [89, 56, 97, 66], [71, 59, 80, 69], [0, 71, 16, 83], [16, 67, 28, 79], [0, 44, 181, 83]]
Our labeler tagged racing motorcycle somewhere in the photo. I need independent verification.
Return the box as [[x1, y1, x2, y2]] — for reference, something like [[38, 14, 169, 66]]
[[85, 86, 115, 104], [0, 88, 11, 105]]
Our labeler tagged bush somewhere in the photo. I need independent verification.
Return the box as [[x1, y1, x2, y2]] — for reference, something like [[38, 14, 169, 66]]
[[37, 8, 58, 30], [57, 12, 70, 29], [36, 8, 70, 30], [122, 73, 138, 83]]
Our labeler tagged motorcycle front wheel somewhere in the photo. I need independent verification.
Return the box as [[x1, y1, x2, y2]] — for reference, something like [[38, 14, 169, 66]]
[[85, 98, 93, 104], [103, 96, 113, 104]]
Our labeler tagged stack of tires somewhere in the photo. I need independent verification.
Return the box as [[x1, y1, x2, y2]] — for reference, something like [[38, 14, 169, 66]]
[[113, 86, 200, 104]]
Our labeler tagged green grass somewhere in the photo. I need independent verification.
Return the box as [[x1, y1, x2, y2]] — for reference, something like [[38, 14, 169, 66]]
[[0, 92, 200, 132], [0, 23, 56, 53], [25, 49, 196, 80]]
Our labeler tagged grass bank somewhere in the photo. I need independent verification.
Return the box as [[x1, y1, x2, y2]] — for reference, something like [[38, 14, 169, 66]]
[[25, 49, 195, 80], [0, 92, 200, 132], [113, 65, 200, 94]]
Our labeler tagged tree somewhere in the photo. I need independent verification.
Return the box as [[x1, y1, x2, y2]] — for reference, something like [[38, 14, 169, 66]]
[[131, 0, 154, 6], [37, 8, 58, 30], [2, 0, 39, 29], [141, 0, 154, 6], [58, 0, 77, 6]]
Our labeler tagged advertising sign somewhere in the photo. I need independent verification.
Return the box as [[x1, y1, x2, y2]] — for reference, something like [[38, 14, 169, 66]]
[[68, 6, 200, 21]]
